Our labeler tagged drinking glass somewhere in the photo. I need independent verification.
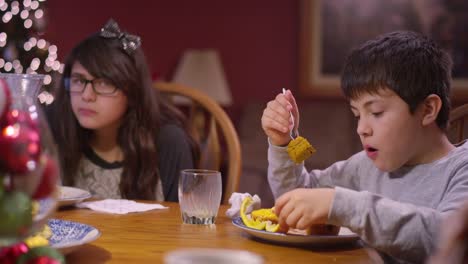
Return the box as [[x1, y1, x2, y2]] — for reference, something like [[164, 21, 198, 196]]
[[178, 169, 222, 224]]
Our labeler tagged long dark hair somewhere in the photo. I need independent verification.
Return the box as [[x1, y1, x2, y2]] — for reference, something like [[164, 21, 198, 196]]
[[49, 32, 197, 199]]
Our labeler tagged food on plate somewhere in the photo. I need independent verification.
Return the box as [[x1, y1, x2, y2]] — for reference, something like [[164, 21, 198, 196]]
[[24, 224, 52, 248], [309, 224, 340, 235], [31, 200, 39, 216], [288, 224, 340, 236], [240, 197, 267, 230], [251, 208, 278, 222], [287, 136, 316, 163], [251, 207, 282, 233], [25, 201, 51, 248], [240, 197, 339, 235]]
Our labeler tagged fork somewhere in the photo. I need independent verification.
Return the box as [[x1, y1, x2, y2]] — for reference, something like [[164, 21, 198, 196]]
[[282, 88, 297, 139]]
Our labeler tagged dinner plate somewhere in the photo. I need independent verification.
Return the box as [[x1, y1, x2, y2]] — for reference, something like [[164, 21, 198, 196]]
[[232, 217, 360, 246], [48, 219, 101, 254], [36, 197, 57, 221], [58, 186, 92, 207]]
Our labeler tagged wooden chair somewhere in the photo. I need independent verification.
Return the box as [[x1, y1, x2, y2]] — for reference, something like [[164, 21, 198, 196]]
[[154, 82, 242, 204], [448, 103, 468, 144]]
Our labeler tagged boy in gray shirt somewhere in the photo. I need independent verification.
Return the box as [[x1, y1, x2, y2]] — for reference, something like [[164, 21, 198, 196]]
[[261, 31, 468, 263]]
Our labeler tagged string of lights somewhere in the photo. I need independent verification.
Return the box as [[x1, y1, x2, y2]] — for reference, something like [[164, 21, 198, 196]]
[[0, 0, 62, 98]]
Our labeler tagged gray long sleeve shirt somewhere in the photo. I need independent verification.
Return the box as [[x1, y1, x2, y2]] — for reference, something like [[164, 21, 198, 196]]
[[268, 141, 468, 263]]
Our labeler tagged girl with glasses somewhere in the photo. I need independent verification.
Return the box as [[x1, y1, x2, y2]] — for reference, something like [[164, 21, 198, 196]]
[[47, 19, 198, 201]]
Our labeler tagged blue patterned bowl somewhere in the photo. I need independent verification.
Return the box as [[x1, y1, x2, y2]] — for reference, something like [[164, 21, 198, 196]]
[[48, 219, 100, 254]]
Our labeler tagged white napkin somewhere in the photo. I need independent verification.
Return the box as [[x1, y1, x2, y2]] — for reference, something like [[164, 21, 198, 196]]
[[225, 192, 261, 218], [76, 199, 168, 214]]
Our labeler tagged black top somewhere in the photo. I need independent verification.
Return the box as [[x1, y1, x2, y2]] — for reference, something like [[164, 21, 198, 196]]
[[44, 102, 194, 202], [154, 124, 194, 201], [82, 124, 194, 202]]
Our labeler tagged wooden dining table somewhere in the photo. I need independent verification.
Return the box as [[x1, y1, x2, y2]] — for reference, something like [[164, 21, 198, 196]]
[[54, 202, 381, 263]]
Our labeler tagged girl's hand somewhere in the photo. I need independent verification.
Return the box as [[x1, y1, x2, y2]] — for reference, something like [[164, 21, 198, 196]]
[[274, 188, 335, 230], [261, 89, 300, 146]]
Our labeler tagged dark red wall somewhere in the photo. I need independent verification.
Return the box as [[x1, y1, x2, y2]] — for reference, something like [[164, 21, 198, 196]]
[[45, 0, 300, 124]]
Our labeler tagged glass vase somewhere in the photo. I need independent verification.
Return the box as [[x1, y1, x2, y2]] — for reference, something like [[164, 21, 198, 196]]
[[0, 73, 59, 247]]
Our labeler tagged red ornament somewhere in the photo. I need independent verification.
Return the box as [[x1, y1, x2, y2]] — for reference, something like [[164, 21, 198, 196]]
[[0, 78, 11, 123], [0, 247, 15, 264], [1, 109, 39, 130], [0, 123, 41, 174], [32, 155, 58, 199], [10, 242, 29, 257], [0, 242, 29, 264], [26, 256, 61, 264]]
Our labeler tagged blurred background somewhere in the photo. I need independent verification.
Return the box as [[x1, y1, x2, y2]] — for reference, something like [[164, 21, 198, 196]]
[[45, 0, 300, 123], [1, 0, 467, 206]]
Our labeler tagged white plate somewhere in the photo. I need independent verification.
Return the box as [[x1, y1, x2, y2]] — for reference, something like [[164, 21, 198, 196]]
[[58, 186, 91, 207], [165, 248, 264, 264], [36, 197, 57, 222], [232, 217, 360, 245], [48, 219, 100, 254]]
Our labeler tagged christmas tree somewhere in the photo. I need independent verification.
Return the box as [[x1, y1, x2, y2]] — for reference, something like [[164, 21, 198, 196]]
[[0, 0, 61, 104]]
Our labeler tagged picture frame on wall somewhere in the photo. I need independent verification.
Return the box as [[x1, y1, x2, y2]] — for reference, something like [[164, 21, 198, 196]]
[[299, 0, 468, 100]]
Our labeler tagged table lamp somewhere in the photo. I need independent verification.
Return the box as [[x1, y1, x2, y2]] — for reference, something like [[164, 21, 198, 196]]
[[172, 49, 232, 106]]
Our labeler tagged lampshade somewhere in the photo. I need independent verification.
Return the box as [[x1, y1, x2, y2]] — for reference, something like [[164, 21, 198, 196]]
[[172, 49, 232, 106]]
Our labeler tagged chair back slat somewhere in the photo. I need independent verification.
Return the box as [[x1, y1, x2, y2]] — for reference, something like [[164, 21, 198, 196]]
[[155, 82, 241, 204], [449, 104, 468, 144]]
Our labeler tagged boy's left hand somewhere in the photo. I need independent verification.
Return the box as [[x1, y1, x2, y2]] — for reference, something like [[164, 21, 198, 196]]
[[275, 188, 335, 230]]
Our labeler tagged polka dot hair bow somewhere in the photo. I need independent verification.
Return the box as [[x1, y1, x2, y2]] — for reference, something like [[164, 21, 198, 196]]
[[100, 18, 141, 54]]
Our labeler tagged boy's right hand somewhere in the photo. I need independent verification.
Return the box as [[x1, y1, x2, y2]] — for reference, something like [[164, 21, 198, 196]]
[[261, 89, 299, 146], [275, 188, 335, 230]]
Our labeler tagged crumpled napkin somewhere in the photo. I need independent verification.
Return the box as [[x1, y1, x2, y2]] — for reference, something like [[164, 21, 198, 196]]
[[76, 199, 168, 214], [225, 192, 261, 218]]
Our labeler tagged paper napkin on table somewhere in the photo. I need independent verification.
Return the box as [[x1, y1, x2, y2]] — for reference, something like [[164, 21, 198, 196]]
[[76, 199, 168, 214], [225, 192, 261, 218]]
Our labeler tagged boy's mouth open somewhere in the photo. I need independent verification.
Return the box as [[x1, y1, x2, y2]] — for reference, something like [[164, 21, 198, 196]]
[[364, 145, 378, 160]]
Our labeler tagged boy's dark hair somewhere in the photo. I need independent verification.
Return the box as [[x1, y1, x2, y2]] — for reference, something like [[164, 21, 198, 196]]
[[341, 31, 453, 130]]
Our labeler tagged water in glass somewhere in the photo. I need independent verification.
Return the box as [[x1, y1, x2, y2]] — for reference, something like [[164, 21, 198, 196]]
[[178, 169, 222, 224]]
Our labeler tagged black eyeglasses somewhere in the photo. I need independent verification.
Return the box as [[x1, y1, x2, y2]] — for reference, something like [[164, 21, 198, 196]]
[[65, 76, 118, 95]]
